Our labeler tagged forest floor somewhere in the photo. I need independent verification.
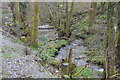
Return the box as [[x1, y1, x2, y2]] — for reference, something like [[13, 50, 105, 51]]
[[0, 29, 58, 78]]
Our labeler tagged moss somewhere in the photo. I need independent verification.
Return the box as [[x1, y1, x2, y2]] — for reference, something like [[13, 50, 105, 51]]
[[37, 39, 68, 64], [2, 53, 19, 59], [39, 35, 49, 41], [2, 71, 10, 78], [71, 20, 90, 39], [85, 49, 105, 65], [85, 34, 97, 45], [2, 46, 17, 53], [94, 71, 104, 77], [3, 9, 11, 14], [99, 13, 108, 19], [73, 67, 94, 78], [91, 55, 105, 64]]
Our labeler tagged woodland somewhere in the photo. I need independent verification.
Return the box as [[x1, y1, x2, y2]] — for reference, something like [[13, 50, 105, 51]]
[[0, 1, 120, 79]]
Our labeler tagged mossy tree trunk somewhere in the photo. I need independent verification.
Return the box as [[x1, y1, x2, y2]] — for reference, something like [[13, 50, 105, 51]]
[[10, 2, 21, 24], [105, 2, 116, 78], [31, 2, 40, 47], [57, 2, 61, 28], [19, 2, 30, 38], [65, 1, 74, 38]]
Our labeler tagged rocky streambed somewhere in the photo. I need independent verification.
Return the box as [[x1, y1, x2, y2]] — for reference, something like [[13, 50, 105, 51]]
[[56, 39, 104, 78]]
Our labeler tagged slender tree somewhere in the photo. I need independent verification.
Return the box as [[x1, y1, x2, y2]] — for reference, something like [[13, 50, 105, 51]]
[[115, 1, 120, 76], [65, 1, 74, 38], [105, 2, 116, 78], [88, 2, 97, 33], [100, 2, 105, 14], [31, 2, 40, 47]]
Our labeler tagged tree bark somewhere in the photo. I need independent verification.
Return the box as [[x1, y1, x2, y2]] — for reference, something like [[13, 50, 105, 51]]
[[10, 2, 20, 24], [115, 1, 120, 75], [31, 2, 40, 47], [88, 2, 97, 33], [105, 2, 116, 78], [66, 1, 74, 38]]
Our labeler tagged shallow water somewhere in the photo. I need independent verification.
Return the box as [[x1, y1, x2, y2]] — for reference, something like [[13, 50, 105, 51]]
[[56, 39, 104, 78]]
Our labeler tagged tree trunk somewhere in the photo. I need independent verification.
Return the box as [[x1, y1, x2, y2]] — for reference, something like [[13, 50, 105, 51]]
[[105, 2, 116, 78], [19, 2, 30, 38], [88, 2, 97, 33], [31, 2, 39, 47], [115, 1, 120, 75], [10, 2, 20, 24], [100, 2, 105, 14], [65, 1, 74, 38]]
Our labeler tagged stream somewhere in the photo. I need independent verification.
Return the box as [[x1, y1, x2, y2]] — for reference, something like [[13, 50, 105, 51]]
[[38, 25, 104, 78], [56, 39, 104, 78]]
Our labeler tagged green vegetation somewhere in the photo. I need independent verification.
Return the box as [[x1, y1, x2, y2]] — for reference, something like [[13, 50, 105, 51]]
[[85, 34, 97, 45], [85, 49, 105, 65], [91, 55, 105, 64], [73, 67, 94, 78], [97, 12, 108, 19], [39, 35, 49, 41], [95, 70, 104, 77], [36, 39, 68, 64], [99, 13, 107, 19], [71, 20, 89, 39], [2, 53, 19, 59], [2, 9, 10, 14], [2, 71, 10, 78], [2, 46, 17, 52]]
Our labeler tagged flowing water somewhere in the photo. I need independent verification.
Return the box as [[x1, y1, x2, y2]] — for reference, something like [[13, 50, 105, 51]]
[[56, 39, 104, 78], [38, 25, 104, 78]]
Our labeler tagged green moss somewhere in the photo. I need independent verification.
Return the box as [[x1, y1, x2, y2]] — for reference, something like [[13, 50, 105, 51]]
[[99, 13, 108, 19], [95, 71, 103, 77], [37, 39, 68, 64], [2, 53, 19, 59], [71, 20, 90, 39], [2, 46, 17, 53], [2, 71, 10, 78], [39, 35, 49, 41], [85, 34, 97, 45], [85, 49, 105, 64], [73, 67, 94, 78], [91, 55, 105, 64], [3, 10, 11, 14], [74, 68, 94, 78]]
